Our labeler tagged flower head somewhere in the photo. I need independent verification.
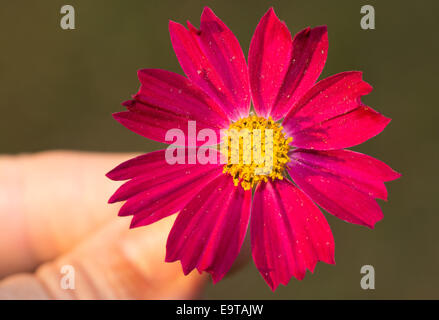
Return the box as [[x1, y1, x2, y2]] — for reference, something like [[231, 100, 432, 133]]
[[107, 7, 400, 291]]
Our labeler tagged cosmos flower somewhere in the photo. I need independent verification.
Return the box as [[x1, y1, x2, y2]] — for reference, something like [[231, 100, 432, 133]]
[[107, 7, 400, 291]]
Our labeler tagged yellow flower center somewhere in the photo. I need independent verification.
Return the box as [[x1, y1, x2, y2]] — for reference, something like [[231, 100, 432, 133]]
[[222, 115, 293, 190]]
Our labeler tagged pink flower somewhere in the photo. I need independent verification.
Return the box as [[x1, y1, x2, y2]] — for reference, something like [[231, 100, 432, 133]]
[[107, 7, 400, 291]]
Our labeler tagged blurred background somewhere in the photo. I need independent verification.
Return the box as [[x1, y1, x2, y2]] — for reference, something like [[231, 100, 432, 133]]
[[0, 0, 438, 299]]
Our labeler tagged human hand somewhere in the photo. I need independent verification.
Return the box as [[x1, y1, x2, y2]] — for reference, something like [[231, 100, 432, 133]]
[[0, 151, 208, 299]]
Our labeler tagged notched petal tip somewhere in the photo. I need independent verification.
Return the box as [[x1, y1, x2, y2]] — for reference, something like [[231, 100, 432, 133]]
[[365, 214, 383, 229], [107, 179, 127, 204], [164, 247, 179, 264], [258, 7, 280, 26], [136, 68, 145, 79], [210, 272, 225, 284], [268, 284, 278, 292], [120, 100, 135, 108], [128, 221, 138, 229], [308, 25, 328, 49], [316, 24, 328, 32], [112, 111, 125, 121], [186, 20, 200, 34], [137, 68, 157, 81], [107, 193, 120, 204], [120, 208, 132, 217], [389, 170, 402, 181], [266, 7, 276, 16], [307, 25, 328, 38], [356, 72, 374, 94], [367, 222, 377, 230], [380, 114, 392, 129], [129, 216, 148, 229], [201, 6, 215, 18], [105, 169, 117, 181], [168, 19, 184, 34]]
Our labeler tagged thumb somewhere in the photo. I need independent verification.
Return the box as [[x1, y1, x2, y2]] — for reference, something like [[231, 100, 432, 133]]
[[0, 215, 207, 299], [0, 151, 134, 277]]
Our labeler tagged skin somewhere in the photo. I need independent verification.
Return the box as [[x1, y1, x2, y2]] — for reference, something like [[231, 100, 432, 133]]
[[0, 151, 209, 299]]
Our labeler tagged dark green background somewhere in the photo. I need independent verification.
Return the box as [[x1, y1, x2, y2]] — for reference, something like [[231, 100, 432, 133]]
[[1, 0, 438, 299]]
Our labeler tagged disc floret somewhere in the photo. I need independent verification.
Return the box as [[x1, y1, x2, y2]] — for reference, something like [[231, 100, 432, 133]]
[[222, 115, 292, 190]]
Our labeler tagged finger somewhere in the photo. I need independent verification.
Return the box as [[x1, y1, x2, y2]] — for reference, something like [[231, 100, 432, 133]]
[[0, 215, 207, 299], [0, 151, 136, 277]]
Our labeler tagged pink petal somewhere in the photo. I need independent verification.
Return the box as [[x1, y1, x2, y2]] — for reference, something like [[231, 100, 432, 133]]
[[121, 169, 222, 225], [114, 69, 230, 145], [109, 161, 220, 205], [248, 8, 292, 118], [283, 72, 372, 132], [107, 149, 223, 227], [290, 149, 401, 200], [136, 69, 229, 127], [166, 174, 251, 283], [269, 26, 328, 120], [249, 8, 328, 120], [282, 72, 389, 150], [106, 149, 184, 181], [169, 7, 250, 121], [287, 149, 400, 228], [290, 106, 390, 150], [251, 179, 335, 291]]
